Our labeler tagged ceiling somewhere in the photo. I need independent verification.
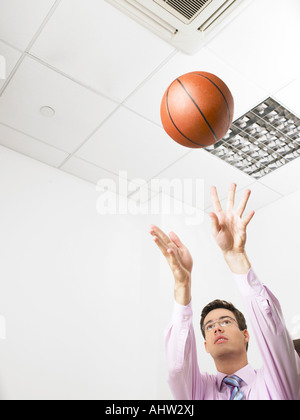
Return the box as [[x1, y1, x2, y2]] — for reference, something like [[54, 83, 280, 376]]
[[0, 0, 300, 213]]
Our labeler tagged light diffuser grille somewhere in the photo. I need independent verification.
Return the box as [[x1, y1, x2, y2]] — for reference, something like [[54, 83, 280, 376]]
[[205, 98, 300, 179]]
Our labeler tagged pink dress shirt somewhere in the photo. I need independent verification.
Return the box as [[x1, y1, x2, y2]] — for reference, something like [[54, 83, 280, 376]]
[[164, 267, 300, 400]]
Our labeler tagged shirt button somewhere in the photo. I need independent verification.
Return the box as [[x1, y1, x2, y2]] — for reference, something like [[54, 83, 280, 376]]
[[183, 315, 189, 320]]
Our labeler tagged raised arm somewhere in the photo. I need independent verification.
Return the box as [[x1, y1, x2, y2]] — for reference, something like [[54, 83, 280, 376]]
[[149, 225, 193, 305], [210, 183, 300, 399], [149, 225, 204, 399]]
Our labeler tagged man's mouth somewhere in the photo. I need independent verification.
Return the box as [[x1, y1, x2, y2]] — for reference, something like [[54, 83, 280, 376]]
[[214, 336, 228, 344]]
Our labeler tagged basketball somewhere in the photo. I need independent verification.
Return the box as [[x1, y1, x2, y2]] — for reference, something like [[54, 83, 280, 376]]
[[160, 71, 234, 148]]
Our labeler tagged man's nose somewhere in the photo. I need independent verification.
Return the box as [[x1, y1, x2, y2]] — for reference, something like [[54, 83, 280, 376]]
[[214, 324, 224, 334]]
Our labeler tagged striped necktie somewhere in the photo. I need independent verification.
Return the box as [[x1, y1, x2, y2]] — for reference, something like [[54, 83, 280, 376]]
[[222, 375, 245, 400]]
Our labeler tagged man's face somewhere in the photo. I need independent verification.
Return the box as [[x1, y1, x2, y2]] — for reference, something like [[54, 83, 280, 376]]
[[203, 308, 249, 360]]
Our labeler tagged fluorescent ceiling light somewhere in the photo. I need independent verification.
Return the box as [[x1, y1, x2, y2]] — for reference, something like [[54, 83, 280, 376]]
[[205, 98, 300, 179]]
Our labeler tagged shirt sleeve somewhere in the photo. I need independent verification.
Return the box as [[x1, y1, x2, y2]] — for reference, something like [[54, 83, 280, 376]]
[[233, 267, 300, 400], [164, 300, 205, 400]]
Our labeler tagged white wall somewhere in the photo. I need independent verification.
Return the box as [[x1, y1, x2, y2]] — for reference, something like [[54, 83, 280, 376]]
[[0, 146, 160, 400], [0, 146, 299, 400]]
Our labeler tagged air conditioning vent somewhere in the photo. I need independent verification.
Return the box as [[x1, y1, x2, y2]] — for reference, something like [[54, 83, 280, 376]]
[[198, 0, 238, 32], [154, 0, 213, 23], [105, 0, 245, 54]]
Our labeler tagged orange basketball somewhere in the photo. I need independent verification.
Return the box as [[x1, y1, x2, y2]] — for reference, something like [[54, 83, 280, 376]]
[[160, 71, 234, 148]]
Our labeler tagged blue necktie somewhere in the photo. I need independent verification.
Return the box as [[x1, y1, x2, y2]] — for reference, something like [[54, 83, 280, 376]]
[[223, 375, 245, 400]]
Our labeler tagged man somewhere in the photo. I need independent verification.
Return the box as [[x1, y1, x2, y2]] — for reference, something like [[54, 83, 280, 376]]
[[149, 183, 300, 400]]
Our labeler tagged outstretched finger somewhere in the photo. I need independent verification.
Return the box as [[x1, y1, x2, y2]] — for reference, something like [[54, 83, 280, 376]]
[[152, 234, 168, 256], [169, 231, 184, 248], [209, 212, 221, 238], [167, 246, 181, 271], [226, 183, 237, 212], [149, 224, 170, 245], [154, 237, 180, 270], [242, 210, 255, 227], [236, 189, 252, 218], [210, 186, 222, 213]]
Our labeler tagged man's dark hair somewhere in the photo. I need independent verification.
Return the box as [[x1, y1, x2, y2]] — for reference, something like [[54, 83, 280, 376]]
[[200, 299, 248, 351]]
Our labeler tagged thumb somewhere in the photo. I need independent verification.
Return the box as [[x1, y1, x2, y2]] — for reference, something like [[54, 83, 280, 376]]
[[209, 212, 220, 238]]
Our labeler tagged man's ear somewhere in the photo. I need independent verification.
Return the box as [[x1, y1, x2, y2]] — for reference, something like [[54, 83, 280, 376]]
[[204, 341, 210, 354], [243, 330, 250, 345]]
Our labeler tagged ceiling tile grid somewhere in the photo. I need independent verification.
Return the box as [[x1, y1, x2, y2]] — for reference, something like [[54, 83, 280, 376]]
[[0, 0, 57, 50], [30, 0, 176, 102], [0, 123, 68, 167], [0, 40, 22, 91], [0, 55, 119, 153], [0, 0, 299, 212], [73, 106, 190, 181]]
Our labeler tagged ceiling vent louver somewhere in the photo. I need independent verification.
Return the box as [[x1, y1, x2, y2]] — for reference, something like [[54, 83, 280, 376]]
[[105, 0, 245, 54], [154, 0, 213, 23]]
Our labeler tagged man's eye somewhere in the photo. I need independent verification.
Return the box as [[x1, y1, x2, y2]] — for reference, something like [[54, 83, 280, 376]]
[[206, 325, 213, 331]]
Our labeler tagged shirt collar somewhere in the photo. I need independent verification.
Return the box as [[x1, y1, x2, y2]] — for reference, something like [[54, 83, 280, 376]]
[[217, 364, 256, 391]]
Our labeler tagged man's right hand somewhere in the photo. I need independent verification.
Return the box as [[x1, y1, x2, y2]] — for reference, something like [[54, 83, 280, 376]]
[[149, 225, 193, 305]]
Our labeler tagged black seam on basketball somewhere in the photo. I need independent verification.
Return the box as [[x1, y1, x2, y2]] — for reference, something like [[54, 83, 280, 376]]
[[166, 86, 208, 147], [176, 78, 219, 144], [191, 72, 231, 131]]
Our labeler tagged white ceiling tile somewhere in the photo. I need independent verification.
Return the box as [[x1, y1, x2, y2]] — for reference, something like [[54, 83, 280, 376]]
[[30, 0, 175, 103], [0, 0, 56, 50], [62, 156, 121, 187], [75, 106, 190, 181], [0, 123, 68, 167], [206, 0, 300, 94], [205, 181, 283, 215], [0, 41, 22, 90], [146, 148, 255, 210], [259, 157, 300, 196], [124, 47, 268, 127], [274, 77, 300, 119], [0, 56, 118, 153], [62, 155, 157, 203]]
